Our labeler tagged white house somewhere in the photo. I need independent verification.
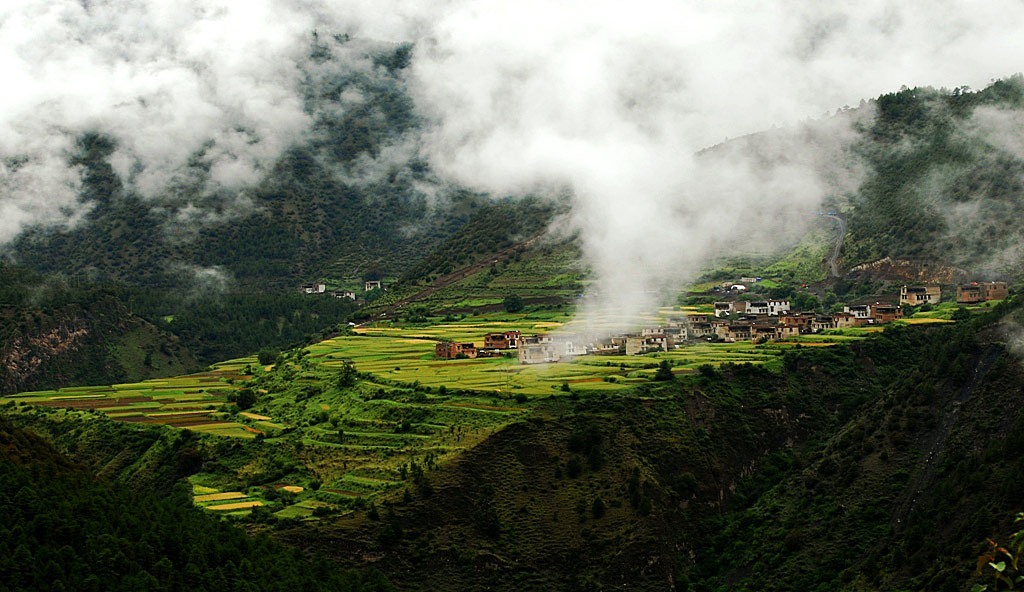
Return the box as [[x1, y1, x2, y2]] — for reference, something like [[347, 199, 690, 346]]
[[766, 300, 791, 316], [843, 304, 872, 319]]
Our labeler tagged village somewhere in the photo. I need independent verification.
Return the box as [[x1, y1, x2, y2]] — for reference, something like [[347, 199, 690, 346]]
[[299, 279, 382, 300], [435, 281, 1009, 364]]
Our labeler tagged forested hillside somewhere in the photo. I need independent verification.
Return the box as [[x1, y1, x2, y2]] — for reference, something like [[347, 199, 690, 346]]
[[6, 298, 1023, 591], [8, 37, 477, 289], [841, 75, 1024, 278], [0, 416, 392, 592], [5, 3, 1024, 590], [0, 264, 196, 394]]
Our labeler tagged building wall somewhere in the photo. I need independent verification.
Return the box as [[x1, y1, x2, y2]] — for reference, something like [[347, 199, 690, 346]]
[[983, 282, 1009, 301], [900, 285, 941, 305]]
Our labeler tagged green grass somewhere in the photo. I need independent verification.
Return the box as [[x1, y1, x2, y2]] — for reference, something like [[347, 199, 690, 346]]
[[310, 312, 849, 391], [0, 358, 258, 434]]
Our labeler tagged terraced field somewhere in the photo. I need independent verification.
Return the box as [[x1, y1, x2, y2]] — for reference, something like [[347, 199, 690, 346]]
[[0, 358, 257, 437], [2, 307, 866, 441], [310, 309, 857, 389]]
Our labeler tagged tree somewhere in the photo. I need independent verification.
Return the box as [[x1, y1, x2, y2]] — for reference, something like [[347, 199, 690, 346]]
[[257, 348, 280, 366], [503, 294, 524, 313], [336, 361, 357, 388], [654, 360, 675, 381], [235, 388, 256, 410], [793, 291, 820, 312]]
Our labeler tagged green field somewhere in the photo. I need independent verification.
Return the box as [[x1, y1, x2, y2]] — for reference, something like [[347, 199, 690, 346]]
[[1, 308, 865, 519], [3, 309, 861, 432], [0, 358, 256, 437], [315, 310, 853, 390]]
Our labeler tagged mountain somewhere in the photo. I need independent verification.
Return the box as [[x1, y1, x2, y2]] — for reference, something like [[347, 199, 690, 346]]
[[0, 264, 196, 394], [840, 75, 1024, 279], [0, 416, 392, 591], [6, 73, 1024, 592], [9, 39, 480, 290], [5, 298, 1022, 591]]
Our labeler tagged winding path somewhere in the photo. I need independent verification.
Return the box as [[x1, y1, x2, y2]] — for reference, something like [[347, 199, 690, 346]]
[[822, 213, 846, 278]]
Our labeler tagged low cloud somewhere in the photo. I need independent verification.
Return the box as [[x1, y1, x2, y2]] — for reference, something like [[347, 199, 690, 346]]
[[409, 0, 1024, 332], [4, 1, 1024, 329], [166, 262, 232, 299]]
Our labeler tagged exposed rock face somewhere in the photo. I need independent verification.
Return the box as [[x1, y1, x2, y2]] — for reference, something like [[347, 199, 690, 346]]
[[1, 323, 90, 393], [0, 298, 196, 394], [845, 256, 968, 284]]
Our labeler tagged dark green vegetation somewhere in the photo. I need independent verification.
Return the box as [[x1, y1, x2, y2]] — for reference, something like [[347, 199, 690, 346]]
[[0, 264, 195, 394], [8, 36, 559, 292], [691, 76, 1024, 291], [697, 302, 1024, 592], [7, 65, 1024, 591], [4, 300, 1023, 591], [0, 416, 392, 592], [3, 34, 572, 388], [261, 301, 1020, 591], [0, 262, 356, 393], [842, 75, 1024, 275]]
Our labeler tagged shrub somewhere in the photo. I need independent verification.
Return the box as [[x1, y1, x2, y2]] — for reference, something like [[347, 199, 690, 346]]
[[257, 348, 280, 366], [566, 457, 583, 478], [503, 294, 524, 313], [654, 360, 675, 381]]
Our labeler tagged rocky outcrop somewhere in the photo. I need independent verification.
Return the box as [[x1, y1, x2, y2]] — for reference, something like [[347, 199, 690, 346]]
[[845, 256, 969, 284], [0, 323, 90, 393], [0, 298, 196, 394]]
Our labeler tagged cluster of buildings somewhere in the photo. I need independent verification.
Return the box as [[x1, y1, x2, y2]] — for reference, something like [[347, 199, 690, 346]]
[[434, 331, 523, 360], [299, 280, 385, 300], [956, 281, 1008, 304], [433, 300, 905, 365], [434, 281, 1010, 365]]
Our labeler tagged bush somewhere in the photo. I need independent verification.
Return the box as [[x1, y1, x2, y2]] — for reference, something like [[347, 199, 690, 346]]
[[503, 294, 524, 313], [235, 388, 257, 410], [654, 360, 675, 381], [566, 457, 583, 478], [257, 348, 280, 366]]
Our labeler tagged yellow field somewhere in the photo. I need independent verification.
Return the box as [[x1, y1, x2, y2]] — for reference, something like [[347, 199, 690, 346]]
[[194, 491, 247, 502], [206, 501, 263, 511], [903, 317, 954, 325], [239, 412, 272, 421]]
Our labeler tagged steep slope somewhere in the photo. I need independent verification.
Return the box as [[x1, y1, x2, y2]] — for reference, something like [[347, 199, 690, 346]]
[[260, 303, 1024, 592], [0, 416, 393, 592], [840, 76, 1024, 278], [0, 266, 196, 394], [273, 338, 887, 589], [8, 38, 474, 290], [698, 305, 1024, 591]]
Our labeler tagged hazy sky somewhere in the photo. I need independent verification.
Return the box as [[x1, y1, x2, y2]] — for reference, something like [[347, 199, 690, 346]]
[[3, 0, 1024, 326]]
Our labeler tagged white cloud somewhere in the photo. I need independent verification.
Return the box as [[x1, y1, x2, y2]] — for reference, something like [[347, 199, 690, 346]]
[[4, 0, 1024, 330], [408, 0, 1024, 332]]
